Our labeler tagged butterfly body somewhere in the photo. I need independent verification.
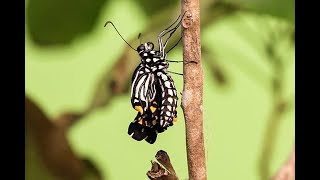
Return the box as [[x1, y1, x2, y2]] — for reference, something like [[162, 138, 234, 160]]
[[128, 42, 179, 143]]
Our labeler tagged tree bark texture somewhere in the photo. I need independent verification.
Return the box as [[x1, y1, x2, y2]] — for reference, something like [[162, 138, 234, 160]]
[[181, 0, 207, 180]]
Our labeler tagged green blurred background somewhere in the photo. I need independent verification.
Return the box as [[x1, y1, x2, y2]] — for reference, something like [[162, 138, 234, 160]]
[[25, 0, 295, 179]]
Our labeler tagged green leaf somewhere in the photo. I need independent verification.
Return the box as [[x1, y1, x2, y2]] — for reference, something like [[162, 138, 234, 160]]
[[26, 0, 107, 46]]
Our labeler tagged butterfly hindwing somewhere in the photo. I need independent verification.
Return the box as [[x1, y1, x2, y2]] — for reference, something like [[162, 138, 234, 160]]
[[157, 72, 178, 128]]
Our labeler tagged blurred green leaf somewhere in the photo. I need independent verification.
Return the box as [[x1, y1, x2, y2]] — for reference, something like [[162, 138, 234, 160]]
[[224, 0, 294, 23], [26, 0, 107, 46]]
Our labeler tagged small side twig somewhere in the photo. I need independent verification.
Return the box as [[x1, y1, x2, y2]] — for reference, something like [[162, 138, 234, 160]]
[[147, 150, 178, 180]]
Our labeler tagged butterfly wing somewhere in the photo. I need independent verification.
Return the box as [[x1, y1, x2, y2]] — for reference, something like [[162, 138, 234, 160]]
[[156, 72, 178, 128], [131, 64, 158, 117]]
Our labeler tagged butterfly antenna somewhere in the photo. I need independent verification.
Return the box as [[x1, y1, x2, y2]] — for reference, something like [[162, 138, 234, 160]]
[[104, 21, 136, 51], [167, 37, 182, 54], [138, 33, 142, 44]]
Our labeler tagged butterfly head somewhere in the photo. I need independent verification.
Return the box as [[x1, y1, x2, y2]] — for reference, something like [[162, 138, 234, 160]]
[[137, 42, 154, 55]]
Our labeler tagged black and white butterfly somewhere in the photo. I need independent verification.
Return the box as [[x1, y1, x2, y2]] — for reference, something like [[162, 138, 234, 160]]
[[105, 13, 184, 144]]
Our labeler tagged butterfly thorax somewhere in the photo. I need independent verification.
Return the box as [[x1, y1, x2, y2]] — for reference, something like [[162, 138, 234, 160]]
[[140, 52, 169, 72]]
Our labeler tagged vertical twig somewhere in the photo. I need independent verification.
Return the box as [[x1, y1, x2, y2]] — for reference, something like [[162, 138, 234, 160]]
[[181, 0, 207, 180], [259, 27, 295, 180]]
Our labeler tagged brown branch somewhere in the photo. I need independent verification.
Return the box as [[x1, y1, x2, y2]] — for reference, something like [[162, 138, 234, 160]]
[[25, 96, 102, 180], [181, 1, 207, 180], [54, 112, 84, 130], [272, 146, 295, 180]]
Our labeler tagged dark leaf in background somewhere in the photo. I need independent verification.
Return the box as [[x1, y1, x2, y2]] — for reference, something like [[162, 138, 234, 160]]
[[135, 0, 178, 16], [253, 0, 294, 23], [26, 0, 107, 46], [225, 0, 294, 23], [25, 0, 294, 47]]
